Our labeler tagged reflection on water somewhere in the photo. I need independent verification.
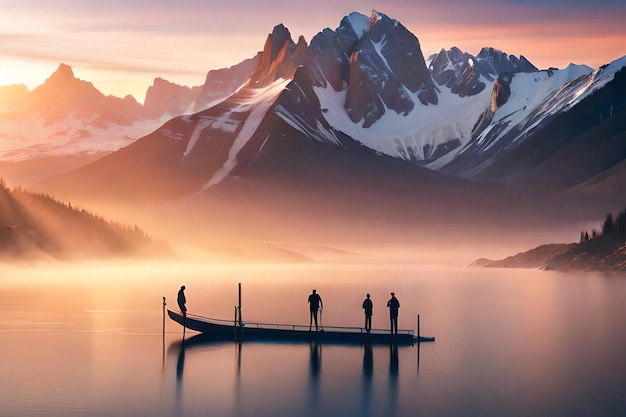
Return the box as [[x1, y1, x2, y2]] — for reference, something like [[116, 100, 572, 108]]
[[2, 263, 626, 417], [361, 344, 373, 417], [167, 336, 411, 417], [308, 341, 322, 416]]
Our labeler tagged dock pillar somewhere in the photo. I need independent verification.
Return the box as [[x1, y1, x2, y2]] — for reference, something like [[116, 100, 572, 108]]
[[162, 297, 166, 336], [234, 306, 239, 341], [417, 314, 421, 342], [238, 282, 243, 328]]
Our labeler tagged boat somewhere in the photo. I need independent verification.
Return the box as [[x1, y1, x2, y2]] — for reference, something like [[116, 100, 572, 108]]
[[167, 309, 435, 345]]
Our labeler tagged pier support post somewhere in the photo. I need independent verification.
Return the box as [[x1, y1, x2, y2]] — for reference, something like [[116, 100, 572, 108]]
[[417, 314, 421, 342], [238, 283, 243, 327], [162, 297, 166, 336], [234, 306, 239, 341]]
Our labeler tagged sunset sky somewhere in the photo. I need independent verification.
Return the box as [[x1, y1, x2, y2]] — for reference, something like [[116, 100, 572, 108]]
[[1, 0, 625, 102]]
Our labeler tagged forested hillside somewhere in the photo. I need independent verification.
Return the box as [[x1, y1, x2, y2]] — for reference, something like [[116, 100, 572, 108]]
[[0, 179, 166, 260], [474, 208, 626, 273]]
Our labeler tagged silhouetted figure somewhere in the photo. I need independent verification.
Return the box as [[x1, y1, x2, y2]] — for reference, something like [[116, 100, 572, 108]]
[[308, 289, 323, 331], [387, 292, 400, 334], [362, 293, 373, 332], [177, 285, 187, 318]]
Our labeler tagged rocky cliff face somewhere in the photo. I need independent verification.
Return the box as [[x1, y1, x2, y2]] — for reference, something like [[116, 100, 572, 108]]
[[428, 46, 537, 99], [429, 47, 486, 98], [193, 55, 261, 112], [143, 78, 201, 119], [342, 12, 438, 127]]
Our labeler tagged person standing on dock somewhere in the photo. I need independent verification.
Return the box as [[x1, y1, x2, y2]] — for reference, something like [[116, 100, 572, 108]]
[[362, 293, 373, 333], [177, 285, 187, 318], [387, 292, 400, 334], [308, 289, 323, 331]]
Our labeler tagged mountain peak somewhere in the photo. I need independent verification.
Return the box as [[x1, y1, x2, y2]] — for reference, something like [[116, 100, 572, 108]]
[[51, 63, 75, 80], [248, 23, 300, 87], [368, 10, 394, 26], [267, 24, 293, 61], [369, 10, 384, 26]]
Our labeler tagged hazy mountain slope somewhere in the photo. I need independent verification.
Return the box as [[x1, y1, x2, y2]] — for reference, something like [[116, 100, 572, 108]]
[[471, 243, 576, 268], [192, 54, 261, 112], [0, 64, 163, 166], [570, 158, 626, 200], [35, 25, 299, 202], [0, 180, 164, 260], [517, 108, 626, 192], [0, 57, 261, 171], [544, 231, 626, 272]]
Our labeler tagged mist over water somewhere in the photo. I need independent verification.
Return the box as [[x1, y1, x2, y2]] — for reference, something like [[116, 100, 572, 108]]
[[2, 261, 626, 417]]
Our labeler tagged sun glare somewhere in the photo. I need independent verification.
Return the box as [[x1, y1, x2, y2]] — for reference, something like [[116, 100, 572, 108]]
[[0, 59, 58, 90]]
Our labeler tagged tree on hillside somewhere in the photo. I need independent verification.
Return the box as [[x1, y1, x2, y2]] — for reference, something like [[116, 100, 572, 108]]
[[602, 213, 615, 234], [617, 208, 626, 231]]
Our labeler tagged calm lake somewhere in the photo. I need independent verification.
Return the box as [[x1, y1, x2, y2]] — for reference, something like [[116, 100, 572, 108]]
[[1, 261, 625, 417]]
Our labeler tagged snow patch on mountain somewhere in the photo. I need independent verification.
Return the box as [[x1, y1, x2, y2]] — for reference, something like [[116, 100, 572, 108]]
[[182, 117, 217, 158], [200, 78, 290, 190], [474, 64, 594, 151], [275, 102, 343, 147], [568, 56, 626, 104], [315, 78, 491, 161], [0, 117, 165, 161], [344, 12, 369, 38]]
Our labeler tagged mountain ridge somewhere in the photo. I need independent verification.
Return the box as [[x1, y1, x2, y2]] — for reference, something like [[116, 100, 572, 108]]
[[33, 11, 626, 205], [1, 9, 624, 254]]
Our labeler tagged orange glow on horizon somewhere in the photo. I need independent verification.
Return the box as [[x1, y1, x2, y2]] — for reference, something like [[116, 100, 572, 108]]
[[0, 3, 624, 102]]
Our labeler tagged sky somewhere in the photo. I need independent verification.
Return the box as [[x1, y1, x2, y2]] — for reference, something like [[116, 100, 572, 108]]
[[1, 0, 625, 103]]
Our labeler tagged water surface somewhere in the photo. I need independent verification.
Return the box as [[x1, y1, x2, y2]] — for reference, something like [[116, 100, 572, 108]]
[[1, 262, 625, 416]]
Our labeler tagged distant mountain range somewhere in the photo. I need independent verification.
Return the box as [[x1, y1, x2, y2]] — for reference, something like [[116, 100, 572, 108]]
[[1, 10, 625, 259], [0, 58, 258, 163]]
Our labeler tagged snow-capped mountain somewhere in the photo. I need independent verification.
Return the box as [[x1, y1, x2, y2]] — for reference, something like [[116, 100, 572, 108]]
[[0, 64, 158, 162], [0, 58, 257, 164], [35, 10, 626, 212], [438, 56, 626, 189]]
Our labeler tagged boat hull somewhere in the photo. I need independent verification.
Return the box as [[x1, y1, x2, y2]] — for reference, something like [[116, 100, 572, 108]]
[[167, 310, 434, 345]]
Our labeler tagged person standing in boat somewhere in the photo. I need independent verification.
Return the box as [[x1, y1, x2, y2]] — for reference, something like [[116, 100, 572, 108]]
[[308, 289, 323, 331], [387, 292, 400, 334], [362, 293, 373, 333], [177, 285, 187, 318]]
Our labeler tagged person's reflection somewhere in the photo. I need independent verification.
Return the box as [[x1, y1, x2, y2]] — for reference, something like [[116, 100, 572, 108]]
[[389, 342, 398, 377], [388, 342, 399, 417], [176, 339, 186, 384], [361, 343, 374, 417], [309, 341, 322, 379], [175, 339, 186, 416], [363, 343, 373, 379], [307, 341, 322, 416]]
